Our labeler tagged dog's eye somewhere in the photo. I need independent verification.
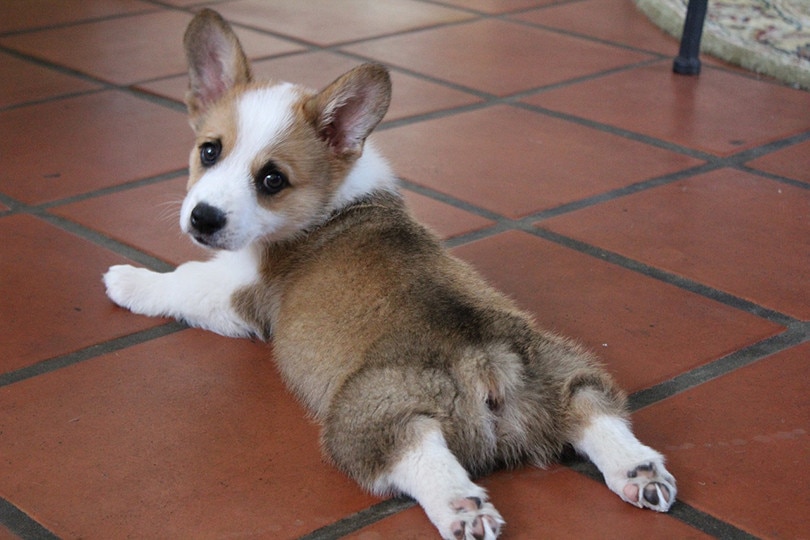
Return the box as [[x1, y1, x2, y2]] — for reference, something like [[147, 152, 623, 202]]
[[200, 140, 222, 167], [256, 163, 289, 196]]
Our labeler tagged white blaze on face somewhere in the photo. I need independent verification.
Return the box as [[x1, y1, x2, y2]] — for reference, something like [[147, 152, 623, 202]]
[[180, 84, 299, 250]]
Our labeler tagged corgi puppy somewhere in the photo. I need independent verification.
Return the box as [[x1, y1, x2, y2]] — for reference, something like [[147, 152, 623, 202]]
[[103, 9, 676, 539]]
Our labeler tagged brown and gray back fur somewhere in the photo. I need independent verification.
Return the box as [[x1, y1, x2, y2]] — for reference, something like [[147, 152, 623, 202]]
[[233, 190, 627, 491]]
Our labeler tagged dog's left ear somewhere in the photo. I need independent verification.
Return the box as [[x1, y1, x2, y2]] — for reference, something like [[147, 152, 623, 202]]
[[306, 64, 392, 157]]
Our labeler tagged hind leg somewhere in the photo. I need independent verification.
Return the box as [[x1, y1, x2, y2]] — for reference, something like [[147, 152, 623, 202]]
[[570, 389, 676, 511], [323, 364, 505, 540], [373, 419, 504, 540]]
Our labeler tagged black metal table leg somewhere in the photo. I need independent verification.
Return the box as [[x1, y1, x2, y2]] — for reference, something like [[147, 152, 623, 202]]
[[673, 0, 708, 75]]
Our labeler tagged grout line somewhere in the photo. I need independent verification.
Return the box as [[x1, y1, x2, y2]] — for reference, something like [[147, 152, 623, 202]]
[[402, 164, 803, 328], [531, 227, 797, 326], [2, 171, 188, 272], [628, 321, 810, 411], [0, 46, 114, 112], [564, 460, 760, 539], [0, 6, 161, 38], [0, 87, 108, 113], [0, 497, 60, 540], [125, 84, 188, 112], [0, 322, 186, 389], [398, 178, 504, 222], [514, 100, 718, 161], [667, 501, 760, 539], [400, 169, 798, 329], [36, 168, 188, 210], [721, 128, 810, 163], [523, 162, 717, 221], [212, 8, 484, 52], [0, 193, 24, 214], [37, 212, 176, 272], [297, 497, 417, 540], [505, 15, 672, 59]]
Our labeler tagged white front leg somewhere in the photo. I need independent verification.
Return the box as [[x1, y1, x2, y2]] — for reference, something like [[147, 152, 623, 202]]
[[103, 248, 260, 338]]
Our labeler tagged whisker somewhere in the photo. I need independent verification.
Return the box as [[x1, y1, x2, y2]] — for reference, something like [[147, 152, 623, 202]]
[[155, 197, 184, 225]]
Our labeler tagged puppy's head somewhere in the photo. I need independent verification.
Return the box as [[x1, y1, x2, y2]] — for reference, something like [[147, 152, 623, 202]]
[[179, 10, 391, 250]]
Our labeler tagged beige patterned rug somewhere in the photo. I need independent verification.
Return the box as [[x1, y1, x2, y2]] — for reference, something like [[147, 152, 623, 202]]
[[634, 0, 810, 90]]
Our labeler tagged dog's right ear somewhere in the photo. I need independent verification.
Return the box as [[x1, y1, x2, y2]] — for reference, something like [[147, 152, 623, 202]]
[[184, 9, 252, 122]]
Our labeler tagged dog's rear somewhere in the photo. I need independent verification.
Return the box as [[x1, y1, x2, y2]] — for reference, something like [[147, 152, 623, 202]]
[[104, 10, 676, 539]]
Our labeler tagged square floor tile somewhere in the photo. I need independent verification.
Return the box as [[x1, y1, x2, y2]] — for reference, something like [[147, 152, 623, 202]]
[[0, 329, 379, 538], [451, 231, 782, 392], [344, 19, 653, 96], [512, 0, 679, 55], [746, 139, 810, 184], [525, 62, 810, 156], [0, 51, 100, 109], [0, 11, 302, 85], [632, 342, 810, 538], [540, 169, 810, 320], [351, 467, 709, 539], [49, 177, 207, 267], [374, 105, 703, 218], [136, 51, 482, 122], [0, 215, 166, 373], [215, 0, 473, 46], [0, 0, 154, 34], [0, 91, 190, 204]]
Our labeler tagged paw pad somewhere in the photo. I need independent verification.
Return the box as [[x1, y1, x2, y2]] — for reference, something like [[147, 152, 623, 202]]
[[449, 496, 504, 540], [623, 461, 676, 512]]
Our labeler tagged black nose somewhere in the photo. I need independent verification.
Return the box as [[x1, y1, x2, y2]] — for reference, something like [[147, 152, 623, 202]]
[[190, 203, 226, 235]]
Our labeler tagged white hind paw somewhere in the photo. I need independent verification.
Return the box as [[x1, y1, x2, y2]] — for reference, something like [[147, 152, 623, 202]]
[[574, 415, 677, 513], [619, 461, 676, 512], [447, 497, 504, 540]]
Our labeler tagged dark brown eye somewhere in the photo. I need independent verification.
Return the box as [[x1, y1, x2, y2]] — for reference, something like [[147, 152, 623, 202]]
[[255, 162, 289, 195], [200, 140, 221, 167]]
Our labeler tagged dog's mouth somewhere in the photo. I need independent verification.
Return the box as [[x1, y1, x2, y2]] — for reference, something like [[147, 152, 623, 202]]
[[187, 230, 248, 252], [191, 234, 213, 247]]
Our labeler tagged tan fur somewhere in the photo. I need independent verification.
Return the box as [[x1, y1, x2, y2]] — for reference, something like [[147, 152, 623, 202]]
[[187, 97, 240, 190], [231, 192, 626, 488]]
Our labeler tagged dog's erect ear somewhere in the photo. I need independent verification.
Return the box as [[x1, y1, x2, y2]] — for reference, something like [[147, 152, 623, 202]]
[[184, 9, 252, 119], [305, 64, 392, 157]]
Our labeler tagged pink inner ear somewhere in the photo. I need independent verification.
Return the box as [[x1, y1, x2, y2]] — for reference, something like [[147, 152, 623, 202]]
[[322, 94, 373, 153], [313, 64, 391, 155], [187, 27, 245, 110], [196, 50, 230, 105]]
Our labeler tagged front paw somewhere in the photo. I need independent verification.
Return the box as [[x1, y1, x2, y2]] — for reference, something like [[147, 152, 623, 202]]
[[103, 264, 160, 314]]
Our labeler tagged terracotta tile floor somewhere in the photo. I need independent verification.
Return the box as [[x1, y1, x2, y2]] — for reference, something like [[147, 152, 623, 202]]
[[1, 1, 808, 539]]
